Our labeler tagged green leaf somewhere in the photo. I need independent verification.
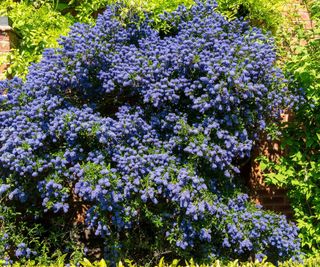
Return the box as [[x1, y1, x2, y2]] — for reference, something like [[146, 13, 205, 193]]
[[80, 258, 94, 267]]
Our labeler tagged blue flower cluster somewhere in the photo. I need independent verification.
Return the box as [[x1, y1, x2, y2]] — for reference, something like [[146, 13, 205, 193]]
[[14, 243, 36, 259], [0, 0, 301, 263]]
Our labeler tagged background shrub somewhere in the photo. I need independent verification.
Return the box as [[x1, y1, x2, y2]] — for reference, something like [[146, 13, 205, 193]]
[[216, 0, 287, 33], [0, 0, 74, 78], [0, 0, 195, 78], [0, 0, 288, 79]]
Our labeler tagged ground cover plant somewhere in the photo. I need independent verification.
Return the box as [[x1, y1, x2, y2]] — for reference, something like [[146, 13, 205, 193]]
[[3, 255, 320, 267], [0, 0, 303, 265]]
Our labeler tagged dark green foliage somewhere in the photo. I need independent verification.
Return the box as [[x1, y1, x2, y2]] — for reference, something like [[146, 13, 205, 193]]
[[260, 0, 320, 254]]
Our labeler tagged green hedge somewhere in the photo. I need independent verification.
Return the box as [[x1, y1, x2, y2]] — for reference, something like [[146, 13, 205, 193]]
[[0, 0, 287, 79]]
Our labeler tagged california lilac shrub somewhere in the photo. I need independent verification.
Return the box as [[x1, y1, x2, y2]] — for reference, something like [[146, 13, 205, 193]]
[[0, 0, 301, 263]]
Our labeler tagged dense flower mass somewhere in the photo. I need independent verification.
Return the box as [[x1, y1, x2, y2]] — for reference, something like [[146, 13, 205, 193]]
[[0, 0, 301, 263]]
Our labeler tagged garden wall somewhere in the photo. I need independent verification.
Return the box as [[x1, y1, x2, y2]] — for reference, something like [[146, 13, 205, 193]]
[[249, 0, 315, 218], [0, 17, 19, 80], [283, 0, 314, 30]]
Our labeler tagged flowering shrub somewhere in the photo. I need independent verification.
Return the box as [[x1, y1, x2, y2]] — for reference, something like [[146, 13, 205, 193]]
[[0, 0, 301, 264]]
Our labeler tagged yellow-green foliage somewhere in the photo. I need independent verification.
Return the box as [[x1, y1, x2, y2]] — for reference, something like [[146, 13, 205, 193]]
[[75, 0, 286, 32], [78, 256, 320, 267], [74, 0, 194, 25], [74, 0, 194, 35], [0, 1, 73, 74], [0, 0, 288, 79], [0, 0, 74, 78], [216, 0, 287, 33], [123, 0, 194, 32], [3, 256, 320, 267]]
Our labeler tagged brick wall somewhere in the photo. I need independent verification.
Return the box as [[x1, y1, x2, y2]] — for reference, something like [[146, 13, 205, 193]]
[[283, 0, 314, 30], [249, 1, 315, 218], [248, 132, 294, 218], [0, 17, 19, 80]]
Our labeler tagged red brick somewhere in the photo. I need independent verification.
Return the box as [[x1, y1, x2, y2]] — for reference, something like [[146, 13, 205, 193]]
[[260, 196, 285, 205], [0, 29, 20, 78], [272, 205, 292, 213], [7, 31, 19, 49], [0, 40, 10, 51], [0, 63, 9, 73], [304, 21, 314, 30], [298, 11, 311, 21], [0, 32, 9, 42]]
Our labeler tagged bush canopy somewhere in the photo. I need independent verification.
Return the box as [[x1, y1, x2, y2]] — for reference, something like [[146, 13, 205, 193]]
[[0, 0, 302, 264]]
